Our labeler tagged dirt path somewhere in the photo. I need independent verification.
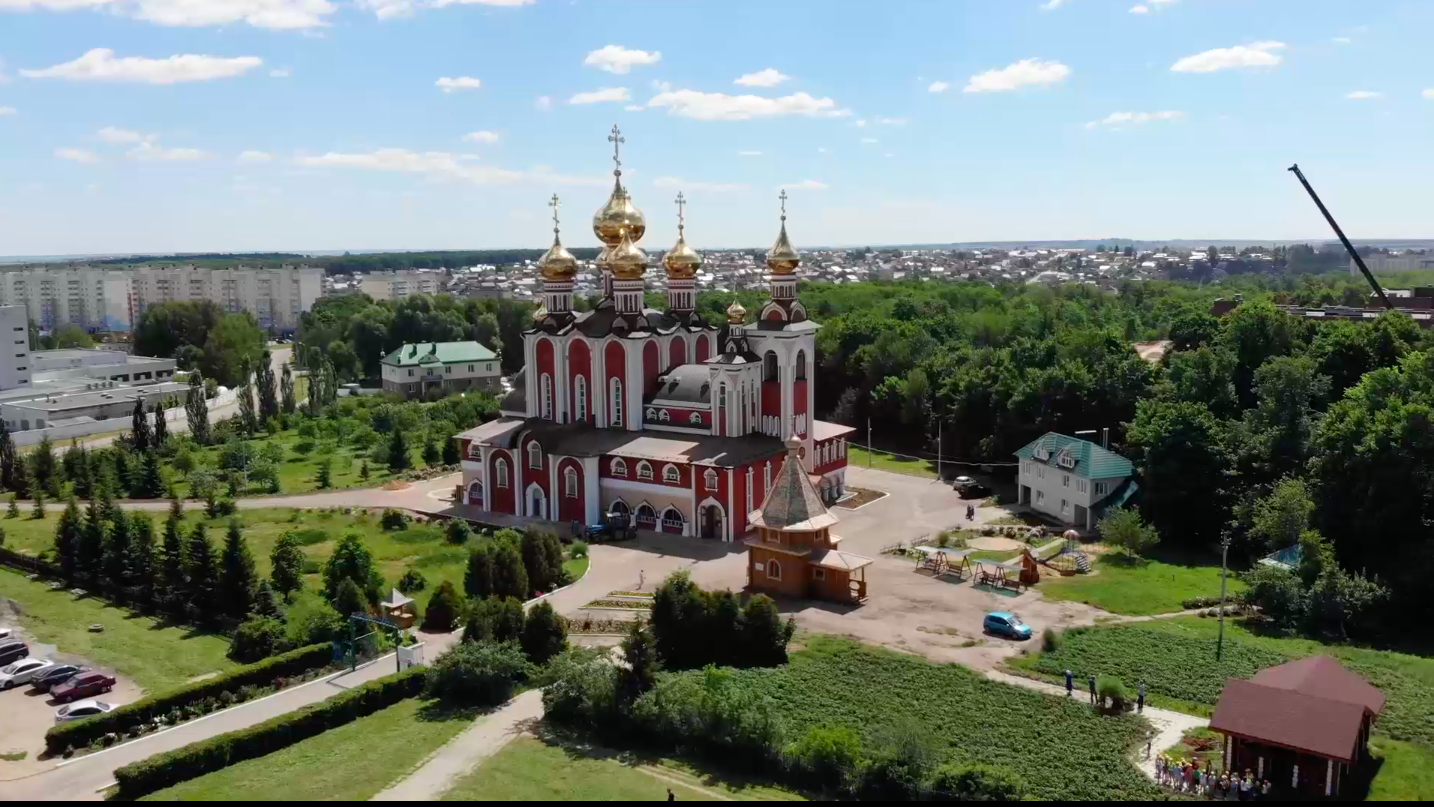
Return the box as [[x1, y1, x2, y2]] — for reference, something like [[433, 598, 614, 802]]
[[370, 689, 545, 801]]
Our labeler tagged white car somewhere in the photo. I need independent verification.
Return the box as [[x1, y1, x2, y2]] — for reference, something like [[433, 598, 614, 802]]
[[55, 699, 114, 723], [0, 627, 11, 641], [0, 658, 54, 689]]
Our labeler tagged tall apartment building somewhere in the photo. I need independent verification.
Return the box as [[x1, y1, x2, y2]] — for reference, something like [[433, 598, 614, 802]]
[[131, 265, 324, 330], [358, 270, 446, 301], [0, 268, 133, 332], [0, 306, 32, 391], [1351, 252, 1434, 276]]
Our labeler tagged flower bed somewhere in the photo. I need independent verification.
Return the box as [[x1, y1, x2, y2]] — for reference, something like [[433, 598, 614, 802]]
[[606, 590, 653, 599], [569, 615, 642, 635], [582, 598, 652, 610]]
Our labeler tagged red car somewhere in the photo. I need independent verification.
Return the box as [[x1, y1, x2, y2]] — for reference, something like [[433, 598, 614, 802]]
[[51, 670, 115, 704]]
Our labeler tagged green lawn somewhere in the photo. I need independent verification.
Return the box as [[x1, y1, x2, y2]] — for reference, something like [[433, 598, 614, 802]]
[[562, 555, 589, 584], [846, 447, 938, 479], [140, 697, 477, 801], [968, 549, 1019, 563], [441, 736, 802, 802], [1040, 551, 1242, 616], [0, 566, 236, 692], [1367, 737, 1434, 801]]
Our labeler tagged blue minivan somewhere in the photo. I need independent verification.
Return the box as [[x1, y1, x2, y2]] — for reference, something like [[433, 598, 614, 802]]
[[983, 612, 1033, 640]]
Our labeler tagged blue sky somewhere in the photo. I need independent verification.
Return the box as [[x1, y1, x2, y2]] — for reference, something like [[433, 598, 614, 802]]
[[0, 0, 1431, 255]]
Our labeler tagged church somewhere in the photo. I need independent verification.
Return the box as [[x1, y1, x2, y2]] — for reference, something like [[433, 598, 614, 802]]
[[454, 126, 854, 541]]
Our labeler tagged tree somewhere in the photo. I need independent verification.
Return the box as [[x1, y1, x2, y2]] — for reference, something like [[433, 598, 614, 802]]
[[45, 323, 95, 350], [252, 579, 282, 619], [1217, 300, 1298, 409], [520, 600, 567, 665], [323, 531, 383, 606], [398, 568, 427, 592], [1241, 564, 1307, 633], [280, 362, 297, 415], [220, 519, 258, 621], [77, 496, 106, 584], [1167, 309, 1221, 352], [464, 542, 494, 599], [359, 460, 371, 481], [1126, 399, 1228, 549], [62, 440, 91, 498], [446, 518, 472, 545], [738, 594, 795, 667], [616, 620, 659, 706], [186, 371, 211, 445], [134, 299, 224, 363], [184, 523, 220, 623], [135, 450, 165, 499], [0, 420, 20, 493], [100, 501, 132, 599], [422, 439, 441, 467], [650, 570, 709, 670], [158, 499, 187, 614], [315, 457, 332, 490], [130, 398, 152, 452], [1097, 507, 1160, 558], [1248, 477, 1314, 553], [387, 427, 410, 473], [422, 581, 465, 631], [334, 578, 367, 617], [270, 531, 305, 601], [53, 496, 83, 584], [929, 764, 1025, 802], [1160, 347, 1238, 419], [126, 512, 157, 608], [29, 435, 58, 498], [489, 597, 526, 643], [236, 377, 258, 436], [151, 401, 169, 449], [520, 528, 561, 594], [256, 348, 280, 425], [491, 541, 528, 600], [229, 616, 286, 663], [29, 490, 44, 520], [424, 641, 528, 706], [201, 312, 266, 388]]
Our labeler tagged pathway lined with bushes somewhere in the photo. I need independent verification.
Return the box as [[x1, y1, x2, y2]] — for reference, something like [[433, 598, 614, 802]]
[[371, 689, 544, 801]]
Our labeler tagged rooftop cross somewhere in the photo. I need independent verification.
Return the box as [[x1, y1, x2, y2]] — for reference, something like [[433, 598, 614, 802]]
[[779, 189, 788, 221], [549, 193, 561, 235], [675, 192, 686, 232], [608, 124, 624, 174]]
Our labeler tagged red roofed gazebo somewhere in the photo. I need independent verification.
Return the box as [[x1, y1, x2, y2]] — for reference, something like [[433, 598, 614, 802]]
[[1210, 656, 1385, 798]]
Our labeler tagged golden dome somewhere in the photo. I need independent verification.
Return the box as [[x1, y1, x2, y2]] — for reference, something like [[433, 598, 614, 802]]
[[766, 190, 800, 275], [726, 300, 746, 324], [592, 126, 645, 247], [663, 192, 701, 280], [608, 227, 648, 281], [539, 194, 577, 281], [532, 303, 549, 322]]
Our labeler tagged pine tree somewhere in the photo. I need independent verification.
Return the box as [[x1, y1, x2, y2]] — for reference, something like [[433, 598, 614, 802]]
[[186, 371, 211, 445], [220, 519, 257, 621], [257, 349, 280, 425], [101, 503, 132, 601], [61, 440, 89, 493], [323, 531, 381, 606], [0, 419, 19, 493], [442, 437, 460, 466], [9, 459, 30, 499], [130, 398, 152, 452], [334, 578, 366, 617], [30, 435, 58, 498], [521, 529, 557, 594], [77, 496, 105, 585], [316, 457, 332, 490], [269, 531, 305, 601], [252, 579, 282, 618], [136, 450, 165, 499], [53, 496, 83, 584], [237, 378, 258, 436], [359, 460, 371, 481], [387, 428, 410, 473], [464, 542, 494, 599], [30, 490, 44, 520], [151, 402, 169, 449], [127, 512, 156, 609], [422, 440, 441, 467], [617, 621, 659, 706], [185, 523, 220, 623], [520, 600, 567, 665], [158, 500, 187, 615], [280, 363, 296, 415], [6, 495, 17, 519], [491, 542, 528, 600]]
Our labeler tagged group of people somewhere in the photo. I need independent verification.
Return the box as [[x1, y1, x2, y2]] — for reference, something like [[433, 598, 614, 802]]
[[1063, 669, 1147, 712], [1157, 759, 1272, 801]]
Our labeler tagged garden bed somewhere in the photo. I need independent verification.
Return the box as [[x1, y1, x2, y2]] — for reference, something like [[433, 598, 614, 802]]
[[581, 599, 652, 610], [568, 615, 643, 635], [832, 486, 887, 510]]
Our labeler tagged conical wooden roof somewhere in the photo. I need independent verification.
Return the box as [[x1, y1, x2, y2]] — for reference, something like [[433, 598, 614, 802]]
[[749, 435, 839, 532]]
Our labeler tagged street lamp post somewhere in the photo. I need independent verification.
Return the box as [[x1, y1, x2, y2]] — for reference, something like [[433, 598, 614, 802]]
[[1217, 536, 1232, 661]]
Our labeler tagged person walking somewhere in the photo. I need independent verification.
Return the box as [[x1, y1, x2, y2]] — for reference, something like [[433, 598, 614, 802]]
[[639, 569, 646, 591], [1088, 674, 1097, 704], [667, 787, 676, 801], [1065, 669, 1074, 697], [1137, 681, 1146, 713]]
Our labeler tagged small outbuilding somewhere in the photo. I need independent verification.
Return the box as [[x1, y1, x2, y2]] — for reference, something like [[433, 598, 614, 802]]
[[380, 588, 418, 630]]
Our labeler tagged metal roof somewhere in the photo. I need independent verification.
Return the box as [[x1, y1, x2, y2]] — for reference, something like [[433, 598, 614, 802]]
[[382, 341, 497, 367], [1013, 432, 1134, 479]]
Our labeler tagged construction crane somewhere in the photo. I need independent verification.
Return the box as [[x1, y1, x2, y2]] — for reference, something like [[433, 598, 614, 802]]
[[1288, 164, 1394, 310]]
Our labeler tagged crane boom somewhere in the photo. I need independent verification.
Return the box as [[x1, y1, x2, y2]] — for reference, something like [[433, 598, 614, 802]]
[[1288, 163, 1393, 310]]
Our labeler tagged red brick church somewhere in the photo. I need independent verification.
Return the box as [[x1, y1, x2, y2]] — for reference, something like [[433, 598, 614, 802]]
[[455, 126, 854, 541]]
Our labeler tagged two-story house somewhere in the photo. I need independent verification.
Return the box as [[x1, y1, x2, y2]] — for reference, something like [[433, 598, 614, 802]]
[[1013, 432, 1136, 531], [381, 341, 501, 399]]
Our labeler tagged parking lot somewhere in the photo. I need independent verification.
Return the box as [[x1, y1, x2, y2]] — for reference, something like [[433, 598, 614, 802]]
[[0, 624, 141, 780]]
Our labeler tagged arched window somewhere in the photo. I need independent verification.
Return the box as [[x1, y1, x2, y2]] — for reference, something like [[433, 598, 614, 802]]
[[718, 383, 727, 409], [575, 375, 588, 422], [766, 559, 782, 580], [764, 463, 772, 497], [540, 373, 553, 419], [795, 349, 807, 381], [635, 503, 657, 529], [658, 409, 671, 422], [763, 351, 778, 382], [610, 377, 624, 427], [661, 508, 684, 533], [527, 441, 542, 470], [663, 464, 680, 484], [704, 469, 718, 490], [689, 412, 702, 424], [495, 457, 509, 488], [636, 461, 654, 481], [738, 386, 746, 434], [564, 466, 579, 498], [610, 499, 630, 517], [611, 458, 628, 477]]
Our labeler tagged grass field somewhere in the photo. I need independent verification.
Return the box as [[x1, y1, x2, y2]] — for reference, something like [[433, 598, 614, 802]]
[[1040, 551, 1242, 616], [0, 567, 236, 691], [1367, 738, 1434, 801], [140, 697, 477, 801], [441, 736, 802, 802], [846, 447, 938, 479]]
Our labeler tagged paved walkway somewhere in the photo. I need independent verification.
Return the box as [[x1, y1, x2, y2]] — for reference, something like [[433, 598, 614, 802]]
[[371, 689, 545, 801]]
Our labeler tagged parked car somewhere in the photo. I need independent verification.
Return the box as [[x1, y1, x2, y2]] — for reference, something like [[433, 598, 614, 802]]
[[51, 670, 116, 703], [953, 476, 992, 499], [0, 627, 11, 640], [0, 658, 54, 689], [582, 511, 638, 543], [0, 639, 27, 666], [54, 699, 114, 724], [983, 611, 1033, 640], [29, 664, 86, 693]]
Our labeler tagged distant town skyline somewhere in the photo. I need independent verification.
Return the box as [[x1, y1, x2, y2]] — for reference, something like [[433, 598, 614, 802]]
[[0, 0, 1430, 255]]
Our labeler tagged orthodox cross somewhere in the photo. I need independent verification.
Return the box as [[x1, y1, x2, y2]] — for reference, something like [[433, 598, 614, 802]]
[[549, 193, 561, 234], [675, 192, 687, 232], [608, 124, 625, 172], [779, 189, 788, 220]]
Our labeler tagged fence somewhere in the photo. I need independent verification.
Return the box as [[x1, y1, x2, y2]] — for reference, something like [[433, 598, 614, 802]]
[[0, 546, 59, 577], [11, 387, 238, 447]]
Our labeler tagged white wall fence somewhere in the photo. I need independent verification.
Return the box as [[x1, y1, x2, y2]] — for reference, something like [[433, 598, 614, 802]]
[[12, 387, 239, 447]]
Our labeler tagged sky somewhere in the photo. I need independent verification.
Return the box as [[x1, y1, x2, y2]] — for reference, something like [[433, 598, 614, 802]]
[[0, 0, 1431, 256]]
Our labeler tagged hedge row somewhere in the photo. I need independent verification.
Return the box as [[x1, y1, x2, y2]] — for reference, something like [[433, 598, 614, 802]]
[[45, 642, 334, 755], [113, 666, 426, 799]]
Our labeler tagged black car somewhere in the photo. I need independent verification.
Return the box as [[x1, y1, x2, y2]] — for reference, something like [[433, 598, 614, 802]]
[[952, 476, 992, 499], [0, 640, 28, 666], [29, 664, 85, 693]]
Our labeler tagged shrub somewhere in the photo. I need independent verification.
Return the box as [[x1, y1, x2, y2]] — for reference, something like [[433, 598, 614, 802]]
[[539, 648, 618, 727], [1041, 627, 1062, 653], [650, 571, 794, 671], [785, 724, 862, 795], [228, 617, 287, 663], [570, 540, 589, 560], [45, 643, 334, 755], [1097, 675, 1130, 711], [424, 641, 529, 706], [857, 717, 940, 800], [928, 763, 1026, 801], [380, 508, 410, 531], [397, 567, 427, 593], [112, 667, 424, 799], [520, 601, 568, 665], [445, 518, 472, 545], [422, 581, 464, 632]]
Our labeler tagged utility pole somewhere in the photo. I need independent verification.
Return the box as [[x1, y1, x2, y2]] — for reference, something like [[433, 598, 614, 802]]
[[867, 417, 872, 469], [1216, 536, 1231, 661], [936, 420, 942, 483]]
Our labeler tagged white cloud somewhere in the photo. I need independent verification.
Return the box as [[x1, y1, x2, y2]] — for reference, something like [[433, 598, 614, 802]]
[[738, 150, 762, 157], [569, 87, 630, 105], [239, 150, 273, 162], [854, 119, 867, 127], [816, 147, 829, 154], [623, 104, 644, 111], [1171, 41, 1285, 73], [128, 141, 208, 161], [0, 106, 15, 116], [269, 68, 291, 78], [1085, 110, 1184, 129], [435, 76, 481, 93], [21, 49, 262, 84], [860, 137, 878, 144], [96, 125, 146, 143], [1040, 0, 1068, 9], [356, 0, 413, 18], [734, 68, 790, 88], [877, 117, 907, 125], [646, 89, 847, 121], [1129, 4, 1148, 12], [583, 45, 660, 75], [462, 130, 500, 144], [535, 95, 552, 111], [295, 148, 523, 183], [0, 0, 337, 30], [652, 176, 747, 193], [1424, 89, 1434, 100], [429, 0, 534, 8], [56, 147, 100, 164], [1332, 36, 1352, 45], [780, 179, 828, 191], [927, 81, 950, 93], [1132, 0, 1175, 12], [964, 58, 1070, 93], [1345, 90, 1382, 100]]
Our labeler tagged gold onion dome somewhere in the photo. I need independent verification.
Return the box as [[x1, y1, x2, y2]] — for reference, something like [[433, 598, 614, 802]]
[[608, 227, 648, 281], [532, 303, 549, 322], [765, 190, 800, 275], [664, 192, 701, 279], [538, 195, 577, 281], [726, 300, 746, 324], [593, 126, 645, 247]]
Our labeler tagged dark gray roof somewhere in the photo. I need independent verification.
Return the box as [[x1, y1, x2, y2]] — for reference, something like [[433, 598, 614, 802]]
[[460, 417, 783, 468], [649, 365, 711, 406], [528, 300, 715, 339]]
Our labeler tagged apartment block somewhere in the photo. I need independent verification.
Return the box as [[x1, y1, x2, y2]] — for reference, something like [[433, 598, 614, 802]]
[[131, 264, 324, 330], [0, 268, 133, 332], [358, 270, 446, 301]]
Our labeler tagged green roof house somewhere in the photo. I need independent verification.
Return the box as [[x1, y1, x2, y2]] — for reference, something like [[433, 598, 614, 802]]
[[1013, 432, 1137, 531], [380, 341, 500, 399]]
